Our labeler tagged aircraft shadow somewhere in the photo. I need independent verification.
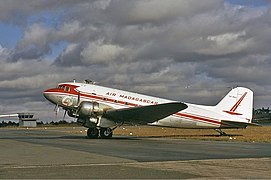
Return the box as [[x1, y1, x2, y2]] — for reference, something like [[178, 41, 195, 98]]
[[0, 135, 142, 140], [59, 135, 141, 140], [0, 134, 243, 140], [133, 134, 243, 138]]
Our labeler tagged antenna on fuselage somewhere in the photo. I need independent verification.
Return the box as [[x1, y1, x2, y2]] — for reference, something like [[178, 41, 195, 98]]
[[84, 79, 96, 84]]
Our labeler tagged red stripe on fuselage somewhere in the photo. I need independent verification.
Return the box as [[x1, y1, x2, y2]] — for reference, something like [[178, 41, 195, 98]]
[[175, 113, 221, 125], [44, 89, 221, 126]]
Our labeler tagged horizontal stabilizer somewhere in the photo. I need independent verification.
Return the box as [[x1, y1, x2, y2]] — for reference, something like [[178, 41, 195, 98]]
[[221, 120, 260, 128], [104, 102, 188, 124]]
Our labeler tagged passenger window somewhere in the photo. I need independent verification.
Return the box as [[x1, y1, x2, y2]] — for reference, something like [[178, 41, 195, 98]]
[[64, 86, 70, 92]]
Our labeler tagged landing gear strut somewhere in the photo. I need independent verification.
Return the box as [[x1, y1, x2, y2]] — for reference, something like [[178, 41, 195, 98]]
[[215, 129, 227, 136]]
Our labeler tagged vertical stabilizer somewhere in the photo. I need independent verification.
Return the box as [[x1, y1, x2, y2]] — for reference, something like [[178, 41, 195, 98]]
[[215, 87, 253, 122]]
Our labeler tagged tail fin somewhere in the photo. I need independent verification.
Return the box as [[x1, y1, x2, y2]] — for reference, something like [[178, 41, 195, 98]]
[[215, 87, 253, 122]]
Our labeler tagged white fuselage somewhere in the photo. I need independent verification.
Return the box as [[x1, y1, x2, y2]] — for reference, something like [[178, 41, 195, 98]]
[[44, 82, 250, 129]]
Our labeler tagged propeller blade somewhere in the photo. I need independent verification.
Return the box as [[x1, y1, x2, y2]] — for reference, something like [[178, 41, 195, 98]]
[[77, 91, 81, 106], [54, 104, 60, 117], [62, 110, 67, 121], [54, 104, 59, 112], [73, 107, 81, 122]]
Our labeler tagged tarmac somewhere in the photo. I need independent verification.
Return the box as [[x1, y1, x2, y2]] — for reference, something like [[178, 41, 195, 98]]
[[0, 127, 271, 179]]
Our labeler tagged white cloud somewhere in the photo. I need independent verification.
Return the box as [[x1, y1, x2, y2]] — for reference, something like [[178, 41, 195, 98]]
[[108, 0, 223, 25], [18, 23, 50, 49], [81, 40, 124, 64], [0, 44, 11, 59], [81, 40, 137, 65], [197, 31, 250, 55]]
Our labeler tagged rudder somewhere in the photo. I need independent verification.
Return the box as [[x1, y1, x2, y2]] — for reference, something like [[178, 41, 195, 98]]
[[215, 87, 253, 122]]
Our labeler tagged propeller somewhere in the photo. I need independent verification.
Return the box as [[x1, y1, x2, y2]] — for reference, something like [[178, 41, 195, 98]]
[[73, 91, 81, 121]]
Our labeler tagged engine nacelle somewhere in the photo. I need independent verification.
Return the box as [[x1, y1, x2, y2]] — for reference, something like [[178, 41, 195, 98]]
[[76, 101, 114, 128], [78, 101, 102, 118]]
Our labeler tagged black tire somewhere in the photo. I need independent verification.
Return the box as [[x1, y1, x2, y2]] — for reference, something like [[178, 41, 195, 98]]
[[100, 128, 113, 139], [87, 127, 99, 139]]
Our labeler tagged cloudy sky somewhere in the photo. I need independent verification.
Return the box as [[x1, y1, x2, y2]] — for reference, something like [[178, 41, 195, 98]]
[[0, 0, 271, 121]]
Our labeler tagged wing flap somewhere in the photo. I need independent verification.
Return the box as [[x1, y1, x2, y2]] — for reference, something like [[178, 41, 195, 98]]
[[103, 102, 188, 124]]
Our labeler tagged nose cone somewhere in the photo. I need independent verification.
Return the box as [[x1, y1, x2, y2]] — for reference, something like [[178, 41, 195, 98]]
[[43, 89, 57, 104], [43, 90, 50, 100]]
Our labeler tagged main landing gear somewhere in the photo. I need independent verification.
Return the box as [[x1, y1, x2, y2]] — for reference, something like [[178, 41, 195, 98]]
[[100, 128, 113, 138], [87, 127, 113, 139], [87, 127, 99, 139]]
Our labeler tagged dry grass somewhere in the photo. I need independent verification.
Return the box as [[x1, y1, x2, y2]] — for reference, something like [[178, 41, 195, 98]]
[[14, 125, 271, 143], [114, 125, 271, 143]]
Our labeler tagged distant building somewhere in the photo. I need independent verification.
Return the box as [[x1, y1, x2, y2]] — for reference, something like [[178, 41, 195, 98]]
[[18, 113, 37, 127]]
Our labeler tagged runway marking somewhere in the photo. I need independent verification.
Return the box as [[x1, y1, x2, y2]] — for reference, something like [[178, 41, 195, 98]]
[[2, 157, 270, 169]]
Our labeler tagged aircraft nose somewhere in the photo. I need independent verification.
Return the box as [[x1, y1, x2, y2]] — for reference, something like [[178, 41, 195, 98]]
[[43, 90, 51, 101], [43, 89, 56, 104], [43, 91, 49, 100]]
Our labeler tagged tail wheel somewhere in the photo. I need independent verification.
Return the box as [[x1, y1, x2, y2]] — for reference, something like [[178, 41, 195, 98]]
[[87, 127, 99, 139], [100, 128, 113, 139]]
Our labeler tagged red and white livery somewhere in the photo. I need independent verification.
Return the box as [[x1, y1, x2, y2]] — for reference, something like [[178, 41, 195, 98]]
[[43, 80, 256, 138]]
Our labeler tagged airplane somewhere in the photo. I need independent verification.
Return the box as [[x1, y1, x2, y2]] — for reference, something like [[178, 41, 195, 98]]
[[43, 79, 257, 138]]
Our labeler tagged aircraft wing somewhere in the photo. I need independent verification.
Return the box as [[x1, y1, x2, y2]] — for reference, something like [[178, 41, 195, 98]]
[[103, 102, 188, 124], [0, 114, 18, 118], [220, 120, 260, 128]]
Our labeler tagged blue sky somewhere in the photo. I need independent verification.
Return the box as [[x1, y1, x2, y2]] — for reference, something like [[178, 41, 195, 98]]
[[0, 22, 22, 48], [227, 0, 269, 7]]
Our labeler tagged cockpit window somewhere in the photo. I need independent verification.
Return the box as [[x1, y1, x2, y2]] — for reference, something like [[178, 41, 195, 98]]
[[57, 85, 70, 92], [58, 85, 65, 89]]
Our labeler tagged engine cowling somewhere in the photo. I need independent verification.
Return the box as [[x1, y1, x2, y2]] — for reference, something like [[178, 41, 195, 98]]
[[78, 101, 102, 118], [76, 101, 114, 128]]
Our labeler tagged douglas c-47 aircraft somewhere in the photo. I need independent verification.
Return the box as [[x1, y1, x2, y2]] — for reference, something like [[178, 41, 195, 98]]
[[43, 80, 257, 138]]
